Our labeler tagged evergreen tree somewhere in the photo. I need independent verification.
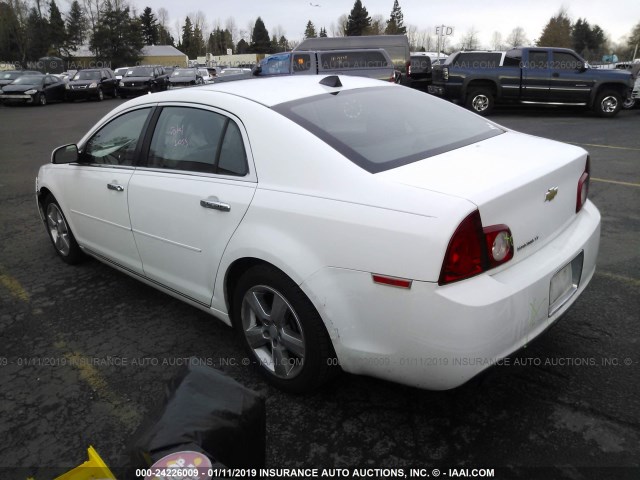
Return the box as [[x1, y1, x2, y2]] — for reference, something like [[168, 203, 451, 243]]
[[250, 17, 271, 53], [278, 35, 289, 50], [139, 7, 158, 45], [319, 27, 327, 37], [66, 0, 87, 51], [537, 10, 572, 48], [25, 7, 50, 61], [0, 2, 23, 63], [192, 25, 205, 57], [180, 16, 193, 56], [385, 0, 406, 35], [208, 27, 234, 55], [304, 20, 317, 39], [158, 25, 174, 46], [346, 0, 371, 36], [90, 0, 143, 68], [236, 38, 249, 54]]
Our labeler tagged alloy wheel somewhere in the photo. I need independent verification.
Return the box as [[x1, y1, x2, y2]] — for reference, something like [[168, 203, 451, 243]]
[[46, 203, 71, 256]]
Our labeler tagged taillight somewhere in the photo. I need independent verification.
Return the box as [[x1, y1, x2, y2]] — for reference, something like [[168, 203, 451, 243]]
[[439, 210, 514, 285], [443, 67, 449, 81], [576, 156, 590, 213]]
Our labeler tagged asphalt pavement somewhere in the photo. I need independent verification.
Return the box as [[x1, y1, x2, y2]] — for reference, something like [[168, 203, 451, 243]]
[[0, 97, 638, 480]]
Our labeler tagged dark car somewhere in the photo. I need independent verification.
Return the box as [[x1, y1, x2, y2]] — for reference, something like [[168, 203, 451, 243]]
[[0, 74, 66, 106], [406, 54, 433, 90], [119, 65, 169, 98], [67, 68, 117, 101], [0, 70, 43, 88], [168, 68, 204, 89]]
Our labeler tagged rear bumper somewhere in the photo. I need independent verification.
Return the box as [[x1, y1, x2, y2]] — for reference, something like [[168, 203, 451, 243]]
[[300, 201, 601, 390]]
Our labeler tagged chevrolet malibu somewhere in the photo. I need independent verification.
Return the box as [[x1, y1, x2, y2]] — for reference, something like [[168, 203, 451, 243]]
[[36, 75, 601, 393]]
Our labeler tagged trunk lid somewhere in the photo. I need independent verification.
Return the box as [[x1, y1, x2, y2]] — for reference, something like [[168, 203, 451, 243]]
[[377, 131, 588, 263]]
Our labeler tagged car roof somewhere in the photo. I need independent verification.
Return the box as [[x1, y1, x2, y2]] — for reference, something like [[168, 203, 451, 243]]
[[122, 74, 394, 108]]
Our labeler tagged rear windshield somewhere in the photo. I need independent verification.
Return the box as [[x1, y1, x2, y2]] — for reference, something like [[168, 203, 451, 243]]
[[172, 69, 196, 77], [319, 51, 389, 69], [273, 86, 504, 173], [410, 56, 432, 73]]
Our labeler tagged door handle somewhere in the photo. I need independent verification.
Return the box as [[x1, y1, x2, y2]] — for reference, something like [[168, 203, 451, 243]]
[[107, 183, 124, 192], [200, 197, 231, 212]]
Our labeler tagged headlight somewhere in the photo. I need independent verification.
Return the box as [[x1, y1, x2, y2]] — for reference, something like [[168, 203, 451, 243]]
[[89, 82, 97, 88], [25, 89, 37, 95]]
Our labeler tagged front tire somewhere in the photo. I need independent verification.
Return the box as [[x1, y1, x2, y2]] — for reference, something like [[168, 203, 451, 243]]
[[622, 97, 636, 110], [594, 89, 622, 117], [465, 87, 494, 115], [37, 93, 47, 106], [96, 88, 104, 101], [43, 195, 83, 264], [233, 265, 338, 393]]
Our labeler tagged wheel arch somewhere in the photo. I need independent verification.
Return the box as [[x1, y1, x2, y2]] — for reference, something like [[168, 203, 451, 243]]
[[462, 79, 498, 100], [589, 82, 627, 107]]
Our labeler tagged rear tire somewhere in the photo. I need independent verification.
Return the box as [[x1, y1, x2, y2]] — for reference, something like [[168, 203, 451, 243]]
[[96, 88, 104, 101], [465, 87, 494, 115], [622, 97, 636, 110], [594, 89, 622, 117], [232, 264, 339, 393], [42, 194, 84, 264]]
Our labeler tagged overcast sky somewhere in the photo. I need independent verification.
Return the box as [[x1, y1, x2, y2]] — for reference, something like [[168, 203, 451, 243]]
[[130, 0, 639, 50]]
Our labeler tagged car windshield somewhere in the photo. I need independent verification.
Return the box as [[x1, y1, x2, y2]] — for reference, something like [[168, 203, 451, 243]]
[[273, 86, 505, 173], [126, 67, 153, 76], [1, 72, 21, 80], [172, 69, 195, 77], [12, 75, 43, 85], [72, 71, 101, 80]]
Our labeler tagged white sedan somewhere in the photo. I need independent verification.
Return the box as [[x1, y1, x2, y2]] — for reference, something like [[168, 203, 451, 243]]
[[36, 75, 601, 392]]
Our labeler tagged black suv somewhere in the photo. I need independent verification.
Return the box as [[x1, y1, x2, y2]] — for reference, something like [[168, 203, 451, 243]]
[[67, 68, 117, 101], [119, 65, 169, 98]]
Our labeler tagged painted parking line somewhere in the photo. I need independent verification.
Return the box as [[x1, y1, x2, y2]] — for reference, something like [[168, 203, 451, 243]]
[[568, 142, 640, 152], [0, 267, 30, 302], [55, 340, 142, 427], [597, 271, 640, 288], [591, 178, 640, 188]]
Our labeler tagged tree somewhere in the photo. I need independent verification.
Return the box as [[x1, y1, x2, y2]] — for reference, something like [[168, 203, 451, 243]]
[[249, 17, 271, 53], [236, 38, 249, 54], [319, 27, 327, 37], [208, 27, 234, 55], [537, 10, 572, 48], [278, 35, 288, 51], [139, 7, 158, 45], [0, 2, 23, 63], [66, 0, 87, 51], [156, 8, 173, 45], [47, 0, 66, 57], [330, 14, 348, 37], [368, 14, 385, 35], [625, 21, 640, 59], [304, 20, 316, 39], [90, 0, 143, 68], [385, 0, 406, 35], [345, 0, 370, 36], [180, 16, 193, 55], [459, 27, 480, 51], [25, 6, 49, 61], [506, 26, 529, 47]]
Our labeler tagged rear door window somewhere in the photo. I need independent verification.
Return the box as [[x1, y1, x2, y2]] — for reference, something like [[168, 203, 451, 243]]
[[319, 51, 389, 70]]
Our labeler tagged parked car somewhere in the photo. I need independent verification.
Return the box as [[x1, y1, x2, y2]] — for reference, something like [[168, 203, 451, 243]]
[[430, 47, 634, 116], [168, 68, 203, 88], [36, 75, 600, 393], [0, 74, 66, 105], [405, 53, 433, 90], [119, 65, 169, 98], [622, 63, 640, 109], [67, 68, 117, 101], [114, 67, 130, 85], [0, 70, 42, 88], [198, 68, 213, 83], [218, 67, 251, 77]]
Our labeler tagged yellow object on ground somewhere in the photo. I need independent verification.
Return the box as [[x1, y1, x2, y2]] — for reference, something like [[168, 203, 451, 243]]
[[54, 446, 116, 480]]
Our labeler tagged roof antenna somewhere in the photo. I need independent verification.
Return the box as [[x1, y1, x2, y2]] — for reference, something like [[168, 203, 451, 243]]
[[319, 75, 342, 88]]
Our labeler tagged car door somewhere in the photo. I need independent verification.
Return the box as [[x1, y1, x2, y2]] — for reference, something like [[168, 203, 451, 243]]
[[521, 50, 550, 102], [548, 51, 593, 103], [128, 105, 257, 306], [44, 75, 65, 102], [55, 107, 153, 274]]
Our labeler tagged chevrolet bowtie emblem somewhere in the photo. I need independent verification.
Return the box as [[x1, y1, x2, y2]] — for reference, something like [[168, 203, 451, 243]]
[[545, 187, 559, 202]]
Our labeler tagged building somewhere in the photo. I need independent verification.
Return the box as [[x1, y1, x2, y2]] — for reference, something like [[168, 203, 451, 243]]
[[68, 45, 188, 70]]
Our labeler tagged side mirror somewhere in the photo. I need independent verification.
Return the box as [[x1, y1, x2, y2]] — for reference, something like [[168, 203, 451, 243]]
[[578, 62, 587, 72], [51, 144, 79, 164], [101, 76, 108, 81], [252, 65, 262, 76]]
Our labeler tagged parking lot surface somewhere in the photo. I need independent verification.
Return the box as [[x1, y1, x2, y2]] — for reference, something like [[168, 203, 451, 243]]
[[0, 98, 638, 479]]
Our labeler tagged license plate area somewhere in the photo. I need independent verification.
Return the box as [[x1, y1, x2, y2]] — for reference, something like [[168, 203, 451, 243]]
[[549, 251, 584, 317]]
